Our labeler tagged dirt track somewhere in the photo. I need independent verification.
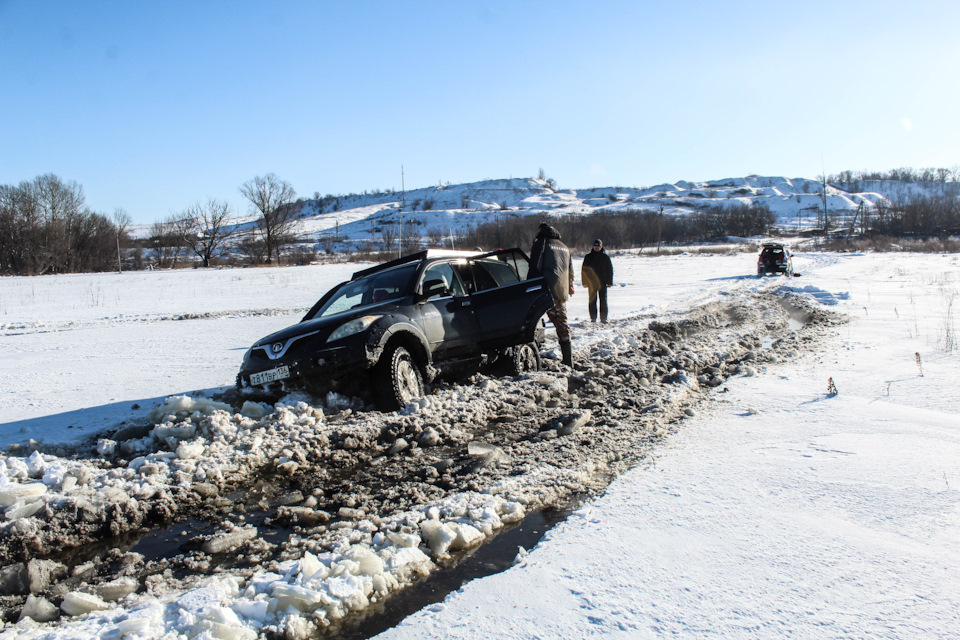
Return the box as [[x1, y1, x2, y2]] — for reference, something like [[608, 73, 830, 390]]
[[0, 290, 844, 631]]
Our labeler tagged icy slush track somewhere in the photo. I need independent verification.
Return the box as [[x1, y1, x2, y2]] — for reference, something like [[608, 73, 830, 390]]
[[0, 286, 845, 638]]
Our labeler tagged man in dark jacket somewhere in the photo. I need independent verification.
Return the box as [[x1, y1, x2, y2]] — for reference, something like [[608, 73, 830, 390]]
[[581, 238, 614, 323], [530, 222, 574, 367]]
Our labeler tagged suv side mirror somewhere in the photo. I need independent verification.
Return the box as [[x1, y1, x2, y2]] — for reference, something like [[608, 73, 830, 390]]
[[419, 278, 450, 301]]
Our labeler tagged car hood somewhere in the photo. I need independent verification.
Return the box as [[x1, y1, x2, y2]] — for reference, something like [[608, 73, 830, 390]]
[[252, 301, 400, 347]]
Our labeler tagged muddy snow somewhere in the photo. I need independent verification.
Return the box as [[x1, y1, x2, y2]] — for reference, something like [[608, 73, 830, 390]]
[[4, 249, 958, 639], [0, 256, 842, 639]]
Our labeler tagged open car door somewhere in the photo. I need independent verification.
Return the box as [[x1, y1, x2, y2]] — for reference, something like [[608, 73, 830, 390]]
[[455, 248, 554, 349]]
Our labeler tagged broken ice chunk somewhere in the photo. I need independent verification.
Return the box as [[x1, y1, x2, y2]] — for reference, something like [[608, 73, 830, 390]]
[[152, 423, 197, 441], [18, 595, 59, 622], [202, 525, 257, 554], [26, 451, 46, 477], [97, 439, 117, 456], [5, 499, 44, 521], [343, 545, 384, 576], [60, 591, 111, 616], [420, 519, 457, 557], [95, 576, 138, 601], [177, 440, 205, 460], [449, 522, 484, 550], [0, 482, 46, 507]]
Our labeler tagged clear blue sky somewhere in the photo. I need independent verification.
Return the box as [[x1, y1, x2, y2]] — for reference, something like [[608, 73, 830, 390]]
[[2, 0, 958, 224]]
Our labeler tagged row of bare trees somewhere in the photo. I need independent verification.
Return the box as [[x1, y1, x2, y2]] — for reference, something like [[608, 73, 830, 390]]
[[0, 174, 131, 275], [865, 195, 960, 239], [828, 166, 960, 185], [1, 173, 301, 275], [146, 173, 301, 268], [147, 199, 234, 268], [462, 204, 776, 253]]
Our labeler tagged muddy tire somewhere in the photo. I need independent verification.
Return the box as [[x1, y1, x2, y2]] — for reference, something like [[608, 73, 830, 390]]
[[508, 342, 541, 375], [374, 344, 424, 411]]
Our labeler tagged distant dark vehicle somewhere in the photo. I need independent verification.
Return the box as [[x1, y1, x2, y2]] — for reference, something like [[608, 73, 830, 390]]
[[237, 249, 553, 410], [757, 243, 794, 277]]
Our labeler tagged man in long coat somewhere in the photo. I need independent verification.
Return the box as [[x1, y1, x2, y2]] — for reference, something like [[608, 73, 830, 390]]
[[530, 223, 574, 367], [581, 238, 614, 323]]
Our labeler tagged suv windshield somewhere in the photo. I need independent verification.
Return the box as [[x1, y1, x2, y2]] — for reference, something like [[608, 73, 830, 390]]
[[316, 263, 419, 318]]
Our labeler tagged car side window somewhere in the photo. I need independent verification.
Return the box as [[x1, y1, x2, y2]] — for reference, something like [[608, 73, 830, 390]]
[[421, 262, 466, 300], [452, 262, 477, 293], [494, 249, 533, 280], [474, 259, 521, 288]]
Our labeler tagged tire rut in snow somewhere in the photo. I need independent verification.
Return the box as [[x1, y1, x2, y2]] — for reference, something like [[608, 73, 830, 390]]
[[0, 290, 845, 630]]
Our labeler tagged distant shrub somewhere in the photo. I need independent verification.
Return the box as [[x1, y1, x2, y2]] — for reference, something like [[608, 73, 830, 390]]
[[821, 235, 960, 253], [287, 245, 317, 266]]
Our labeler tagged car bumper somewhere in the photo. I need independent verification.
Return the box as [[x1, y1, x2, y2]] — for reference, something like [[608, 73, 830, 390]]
[[238, 340, 380, 390]]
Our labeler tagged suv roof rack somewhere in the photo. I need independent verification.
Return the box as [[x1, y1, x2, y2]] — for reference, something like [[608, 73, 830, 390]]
[[352, 249, 483, 280]]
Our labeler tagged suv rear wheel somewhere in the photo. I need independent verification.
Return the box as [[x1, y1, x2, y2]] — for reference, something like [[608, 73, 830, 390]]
[[374, 344, 424, 411], [508, 342, 541, 375]]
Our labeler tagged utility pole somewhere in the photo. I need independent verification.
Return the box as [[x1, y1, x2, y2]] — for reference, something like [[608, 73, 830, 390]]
[[112, 208, 131, 274], [656, 205, 664, 255], [400, 165, 406, 212], [820, 174, 828, 232], [820, 156, 829, 234]]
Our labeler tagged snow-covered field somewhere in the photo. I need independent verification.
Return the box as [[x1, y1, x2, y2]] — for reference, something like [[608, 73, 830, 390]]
[[2, 248, 959, 638]]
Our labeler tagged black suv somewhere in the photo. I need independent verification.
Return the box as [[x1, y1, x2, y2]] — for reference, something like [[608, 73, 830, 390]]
[[757, 243, 794, 276], [237, 248, 554, 410]]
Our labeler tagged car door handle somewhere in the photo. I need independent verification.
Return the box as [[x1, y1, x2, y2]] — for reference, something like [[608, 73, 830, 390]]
[[526, 285, 542, 293], [461, 301, 471, 307]]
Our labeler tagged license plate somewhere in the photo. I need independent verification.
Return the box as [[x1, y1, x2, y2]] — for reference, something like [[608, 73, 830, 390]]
[[249, 365, 290, 386]]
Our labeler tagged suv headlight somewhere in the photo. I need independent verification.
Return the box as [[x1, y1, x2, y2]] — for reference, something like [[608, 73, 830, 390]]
[[327, 315, 381, 342]]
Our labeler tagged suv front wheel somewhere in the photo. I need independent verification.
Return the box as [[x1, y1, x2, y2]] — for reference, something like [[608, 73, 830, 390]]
[[374, 343, 424, 411]]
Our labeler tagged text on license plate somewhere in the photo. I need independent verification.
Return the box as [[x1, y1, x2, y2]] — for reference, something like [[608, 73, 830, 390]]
[[250, 365, 290, 386]]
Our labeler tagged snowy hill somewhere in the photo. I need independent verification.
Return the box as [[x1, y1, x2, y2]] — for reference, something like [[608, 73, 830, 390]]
[[131, 174, 955, 250], [284, 175, 910, 249], [831, 179, 960, 203]]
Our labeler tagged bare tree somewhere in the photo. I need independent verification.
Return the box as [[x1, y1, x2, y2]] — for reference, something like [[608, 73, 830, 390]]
[[178, 199, 235, 267], [537, 168, 557, 190], [239, 174, 298, 264], [401, 220, 422, 254], [379, 223, 397, 254], [112, 208, 131, 273], [0, 174, 127, 275], [148, 215, 185, 268], [34, 174, 86, 273]]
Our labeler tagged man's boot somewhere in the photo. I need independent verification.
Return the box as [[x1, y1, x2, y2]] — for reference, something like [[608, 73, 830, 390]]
[[560, 341, 573, 367]]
